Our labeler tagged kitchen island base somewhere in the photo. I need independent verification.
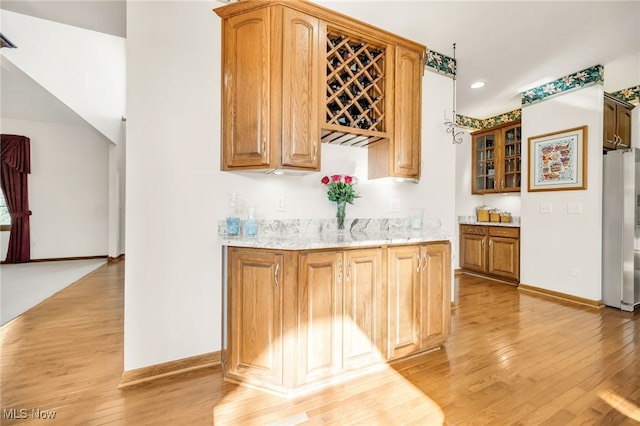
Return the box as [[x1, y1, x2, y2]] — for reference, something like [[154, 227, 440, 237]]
[[223, 240, 451, 397]]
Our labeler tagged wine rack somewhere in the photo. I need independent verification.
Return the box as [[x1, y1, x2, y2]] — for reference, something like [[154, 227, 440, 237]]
[[325, 30, 386, 144]]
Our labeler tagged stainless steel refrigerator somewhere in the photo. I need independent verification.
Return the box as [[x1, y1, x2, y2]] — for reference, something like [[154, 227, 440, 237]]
[[602, 148, 640, 311]]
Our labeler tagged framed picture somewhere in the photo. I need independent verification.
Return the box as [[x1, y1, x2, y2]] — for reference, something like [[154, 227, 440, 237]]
[[528, 125, 588, 192]]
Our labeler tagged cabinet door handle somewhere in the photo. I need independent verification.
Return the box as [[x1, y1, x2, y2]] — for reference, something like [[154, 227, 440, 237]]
[[274, 263, 280, 288], [338, 260, 343, 282], [617, 135, 628, 148], [422, 253, 429, 271], [416, 253, 421, 272], [501, 179, 505, 189], [346, 259, 351, 281], [482, 239, 485, 249], [312, 141, 318, 161], [489, 240, 493, 248]]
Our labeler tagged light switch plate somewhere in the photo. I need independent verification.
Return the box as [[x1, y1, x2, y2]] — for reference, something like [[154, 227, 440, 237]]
[[567, 202, 582, 214]]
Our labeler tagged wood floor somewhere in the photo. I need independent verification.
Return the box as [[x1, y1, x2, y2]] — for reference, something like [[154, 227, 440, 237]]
[[1, 261, 639, 425]]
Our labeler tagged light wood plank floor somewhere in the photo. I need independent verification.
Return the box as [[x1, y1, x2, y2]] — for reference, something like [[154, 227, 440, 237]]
[[1, 261, 639, 425]]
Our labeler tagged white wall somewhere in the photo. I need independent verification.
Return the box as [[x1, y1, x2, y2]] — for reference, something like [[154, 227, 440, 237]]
[[125, 1, 455, 370], [0, 118, 110, 259], [520, 85, 604, 301], [1, 10, 126, 145]]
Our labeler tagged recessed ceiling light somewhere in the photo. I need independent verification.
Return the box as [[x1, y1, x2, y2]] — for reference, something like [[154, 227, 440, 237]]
[[470, 81, 485, 89]]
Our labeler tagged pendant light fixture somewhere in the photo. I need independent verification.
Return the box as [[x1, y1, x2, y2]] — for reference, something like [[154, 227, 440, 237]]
[[445, 43, 464, 144]]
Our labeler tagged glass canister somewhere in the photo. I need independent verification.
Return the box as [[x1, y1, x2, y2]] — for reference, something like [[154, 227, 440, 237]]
[[244, 207, 259, 236], [226, 193, 241, 236], [408, 208, 424, 229]]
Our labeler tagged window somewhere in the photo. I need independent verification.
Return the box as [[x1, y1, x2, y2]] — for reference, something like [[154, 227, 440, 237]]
[[0, 190, 10, 231]]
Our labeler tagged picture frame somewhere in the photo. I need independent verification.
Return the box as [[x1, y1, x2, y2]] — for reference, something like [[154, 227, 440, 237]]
[[527, 125, 588, 192]]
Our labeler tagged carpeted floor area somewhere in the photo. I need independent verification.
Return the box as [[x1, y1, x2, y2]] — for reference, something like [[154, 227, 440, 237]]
[[0, 259, 107, 325]]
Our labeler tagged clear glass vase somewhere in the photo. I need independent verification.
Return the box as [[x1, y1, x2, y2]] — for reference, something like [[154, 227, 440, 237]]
[[336, 200, 346, 230]]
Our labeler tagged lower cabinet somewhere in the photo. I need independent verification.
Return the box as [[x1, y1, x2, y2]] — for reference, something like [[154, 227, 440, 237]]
[[227, 248, 284, 388], [298, 248, 383, 384], [387, 243, 451, 360], [460, 224, 520, 282], [225, 241, 450, 396]]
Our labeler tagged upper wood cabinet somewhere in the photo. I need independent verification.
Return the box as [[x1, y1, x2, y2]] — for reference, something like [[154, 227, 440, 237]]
[[603, 93, 634, 151], [472, 121, 521, 194], [216, 1, 425, 178], [368, 45, 423, 180], [217, 4, 320, 172]]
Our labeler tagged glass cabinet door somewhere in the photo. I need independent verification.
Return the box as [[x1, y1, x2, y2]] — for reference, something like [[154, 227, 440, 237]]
[[502, 125, 521, 191], [472, 122, 521, 194], [474, 133, 496, 192]]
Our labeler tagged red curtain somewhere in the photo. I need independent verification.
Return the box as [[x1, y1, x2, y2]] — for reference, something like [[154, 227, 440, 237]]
[[1, 134, 31, 263]]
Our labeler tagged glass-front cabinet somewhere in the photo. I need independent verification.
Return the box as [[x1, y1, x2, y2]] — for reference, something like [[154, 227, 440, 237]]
[[472, 122, 521, 194]]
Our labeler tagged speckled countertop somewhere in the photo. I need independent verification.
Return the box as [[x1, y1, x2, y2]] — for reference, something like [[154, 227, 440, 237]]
[[218, 218, 452, 250], [220, 230, 452, 250], [458, 215, 520, 228]]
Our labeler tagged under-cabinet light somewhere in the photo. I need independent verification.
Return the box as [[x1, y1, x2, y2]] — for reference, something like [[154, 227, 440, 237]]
[[470, 81, 485, 89]]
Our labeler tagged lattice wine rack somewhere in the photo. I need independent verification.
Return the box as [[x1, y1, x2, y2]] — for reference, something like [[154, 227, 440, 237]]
[[325, 30, 386, 143]]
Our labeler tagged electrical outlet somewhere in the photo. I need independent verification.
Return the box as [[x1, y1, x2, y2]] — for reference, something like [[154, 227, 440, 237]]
[[540, 202, 553, 214], [569, 268, 581, 277], [390, 198, 400, 213], [276, 195, 286, 212]]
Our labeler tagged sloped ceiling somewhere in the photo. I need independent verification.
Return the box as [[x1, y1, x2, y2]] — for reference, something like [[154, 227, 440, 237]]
[[1, 0, 125, 37], [1, 56, 87, 125]]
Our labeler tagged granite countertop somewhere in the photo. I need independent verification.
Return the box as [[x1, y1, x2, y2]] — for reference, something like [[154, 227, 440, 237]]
[[220, 229, 452, 250], [218, 217, 452, 250], [458, 215, 520, 228]]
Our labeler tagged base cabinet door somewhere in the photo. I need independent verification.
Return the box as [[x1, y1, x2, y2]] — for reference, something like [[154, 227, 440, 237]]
[[387, 243, 452, 360], [488, 236, 519, 281], [421, 242, 451, 349], [460, 233, 486, 272], [387, 245, 421, 359], [227, 248, 283, 387], [342, 249, 384, 370], [298, 251, 343, 384]]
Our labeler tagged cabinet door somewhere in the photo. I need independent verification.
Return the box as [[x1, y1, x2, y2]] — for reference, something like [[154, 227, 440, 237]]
[[387, 246, 421, 359], [343, 249, 384, 370], [221, 8, 271, 169], [488, 236, 519, 281], [227, 249, 283, 386], [280, 7, 320, 169], [460, 234, 486, 272], [421, 243, 451, 349], [472, 130, 497, 194], [501, 124, 521, 191], [393, 45, 422, 178], [298, 251, 343, 383], [616, 105, 632, 149], [603, 96, 617, 150]]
